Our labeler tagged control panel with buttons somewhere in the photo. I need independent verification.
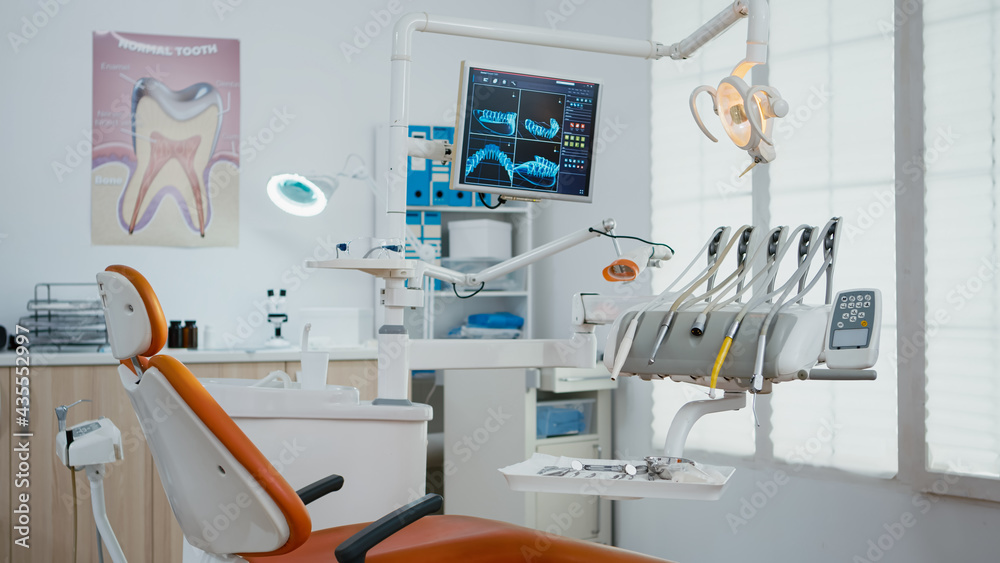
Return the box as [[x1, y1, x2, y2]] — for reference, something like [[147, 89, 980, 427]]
[[826, 288, 881, 369]]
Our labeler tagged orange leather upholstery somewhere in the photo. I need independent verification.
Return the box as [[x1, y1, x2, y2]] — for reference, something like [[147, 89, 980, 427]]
[[148, 355, 313, 557], [105, 265, 168, 356], [246, 515, 670, 562]]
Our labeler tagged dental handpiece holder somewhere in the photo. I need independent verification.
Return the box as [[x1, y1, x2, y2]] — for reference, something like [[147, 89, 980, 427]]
[[606, 303, 831, 394], [55, 400, 127, 563]]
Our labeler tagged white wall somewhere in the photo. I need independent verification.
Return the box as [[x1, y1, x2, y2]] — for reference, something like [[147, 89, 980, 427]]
[[615, 377, 1000, 562], [0, 0, 651, 348]]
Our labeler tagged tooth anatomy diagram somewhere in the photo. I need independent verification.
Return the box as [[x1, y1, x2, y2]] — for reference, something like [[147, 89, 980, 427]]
[[524, 118, 560, 140], [465, 144, 560, 188], [474, 109, 517, 136], [123, 78, 224, 237]]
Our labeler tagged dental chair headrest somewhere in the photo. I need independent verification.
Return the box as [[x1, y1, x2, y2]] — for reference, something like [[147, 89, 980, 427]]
[[97, 265, 168, 360]]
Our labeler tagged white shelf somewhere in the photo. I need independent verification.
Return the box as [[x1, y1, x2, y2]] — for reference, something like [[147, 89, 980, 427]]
[[433, 290, 529, 298], [407, 205, 528, 214]]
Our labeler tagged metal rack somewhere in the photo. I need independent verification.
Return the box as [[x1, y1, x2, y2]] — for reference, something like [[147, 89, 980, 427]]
[[18, 283, 108, 351]]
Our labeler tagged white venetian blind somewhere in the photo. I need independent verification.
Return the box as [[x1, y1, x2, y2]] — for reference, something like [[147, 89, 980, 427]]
[[923, 0, 1000, 479], [650, 0, 898, 473], [766, 0, 898, 477], [649, 2, 757, 458]]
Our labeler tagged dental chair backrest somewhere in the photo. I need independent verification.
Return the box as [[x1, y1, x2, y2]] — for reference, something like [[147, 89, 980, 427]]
[[97, 265, 311, 557]]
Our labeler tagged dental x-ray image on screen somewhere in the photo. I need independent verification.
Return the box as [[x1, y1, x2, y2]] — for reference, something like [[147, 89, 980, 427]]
[[452, 62, 601, 203]]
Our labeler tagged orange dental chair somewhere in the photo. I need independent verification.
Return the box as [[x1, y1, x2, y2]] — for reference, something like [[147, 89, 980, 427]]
[[97, 264, 669, 562]]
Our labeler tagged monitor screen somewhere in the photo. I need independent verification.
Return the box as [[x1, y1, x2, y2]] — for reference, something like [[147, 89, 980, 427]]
[[452, 62, 601, 203]]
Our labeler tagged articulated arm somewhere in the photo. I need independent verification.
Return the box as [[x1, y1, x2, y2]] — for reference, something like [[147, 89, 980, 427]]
[[419, 218, 617, 287]]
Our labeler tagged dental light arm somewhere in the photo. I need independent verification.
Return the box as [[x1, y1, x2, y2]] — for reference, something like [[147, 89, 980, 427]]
[[420, 218, 618, 287]]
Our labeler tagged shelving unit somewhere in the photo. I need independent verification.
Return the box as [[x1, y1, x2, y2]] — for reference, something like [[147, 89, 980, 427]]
[[404, 203, 533, 340]]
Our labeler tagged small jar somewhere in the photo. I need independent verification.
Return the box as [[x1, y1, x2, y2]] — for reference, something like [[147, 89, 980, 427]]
[[168, 321, 183, 348], [183, 320, 198, 349]]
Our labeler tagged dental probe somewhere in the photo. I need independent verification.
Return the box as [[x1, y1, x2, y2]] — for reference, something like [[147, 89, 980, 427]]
[[647, 225, 750, 364]]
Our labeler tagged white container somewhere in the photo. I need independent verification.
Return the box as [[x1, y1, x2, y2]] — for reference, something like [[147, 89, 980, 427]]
[[299, 307, 372, 349], [448, 219, 512, 259], [201, 378, 432, 530]]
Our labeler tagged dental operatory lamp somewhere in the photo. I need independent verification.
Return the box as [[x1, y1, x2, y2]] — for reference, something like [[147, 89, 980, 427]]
[[266, 173, 338, 217], [688, 0, 788, 174]]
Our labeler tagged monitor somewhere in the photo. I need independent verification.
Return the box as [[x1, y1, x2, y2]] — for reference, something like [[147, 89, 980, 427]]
[[452, 62, 601, 204]]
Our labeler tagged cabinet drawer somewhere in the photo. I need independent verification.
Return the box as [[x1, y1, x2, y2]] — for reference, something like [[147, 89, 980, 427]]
[[539, 367, 617, 393]]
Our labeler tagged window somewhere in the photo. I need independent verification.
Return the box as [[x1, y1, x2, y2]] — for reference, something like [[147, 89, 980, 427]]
[[651, 0, 1000, 502], [923, 1, 1000, 482], [650, 0, 897, 473]]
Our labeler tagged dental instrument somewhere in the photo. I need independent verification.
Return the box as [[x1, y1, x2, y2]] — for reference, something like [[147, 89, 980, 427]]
[[606, 228, 729, 380], [749, 219, 839, 392], [647, 225, 751, 365]]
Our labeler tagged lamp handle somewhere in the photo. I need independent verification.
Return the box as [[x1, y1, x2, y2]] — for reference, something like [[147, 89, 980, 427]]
[[689, 85, 720, 143], [746, 85, 785, 147]]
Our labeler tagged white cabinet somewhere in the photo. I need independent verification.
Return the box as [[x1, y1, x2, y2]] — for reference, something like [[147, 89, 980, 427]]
[[443, 366, 614, 544]]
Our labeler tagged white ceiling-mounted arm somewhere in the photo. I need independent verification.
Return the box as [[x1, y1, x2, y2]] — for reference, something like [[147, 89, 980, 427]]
[[666, 0, 749, 60]]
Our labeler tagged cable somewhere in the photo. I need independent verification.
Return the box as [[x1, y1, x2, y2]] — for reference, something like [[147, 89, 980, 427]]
[[588, 228, 675, 254], [452, 282, 486, 299], [72, 468, 78, 563], [608, 228, 727, 379], [478, 192, 504, 209]]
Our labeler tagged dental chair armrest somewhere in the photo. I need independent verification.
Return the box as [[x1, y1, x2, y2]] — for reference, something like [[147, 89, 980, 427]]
[[334, 494, 443, 563], [296, 474, 344, 506]]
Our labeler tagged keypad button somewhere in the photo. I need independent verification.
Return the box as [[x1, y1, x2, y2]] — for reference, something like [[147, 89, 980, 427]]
[[865, 294, 872, 300], [858, 312, 866, 319], [840, 303, 846, 309], [841, 295, 848, 301], [842, 313, 849, 319], [849, 296, 856, 301], [837, 322, 844, 328], [849, 316, 857, 322], [864, 302, 871, 308]]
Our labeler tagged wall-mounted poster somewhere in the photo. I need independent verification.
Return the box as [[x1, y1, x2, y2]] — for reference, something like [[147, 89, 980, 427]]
[[91, 31, 240, 247]]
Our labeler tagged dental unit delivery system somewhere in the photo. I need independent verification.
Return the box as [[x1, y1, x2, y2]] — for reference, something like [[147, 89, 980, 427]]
[[603, 219, 880, 395]]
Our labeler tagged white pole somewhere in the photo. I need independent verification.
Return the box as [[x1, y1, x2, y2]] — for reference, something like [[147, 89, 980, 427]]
[[87, 465, 127, 563]]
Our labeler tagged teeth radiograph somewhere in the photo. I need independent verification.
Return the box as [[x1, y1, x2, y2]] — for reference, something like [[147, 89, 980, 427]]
[[465, 144, 560, 188], [524, 118, 560, 140], [474, 109, 517, 136], [123, 78, 224, 237]]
